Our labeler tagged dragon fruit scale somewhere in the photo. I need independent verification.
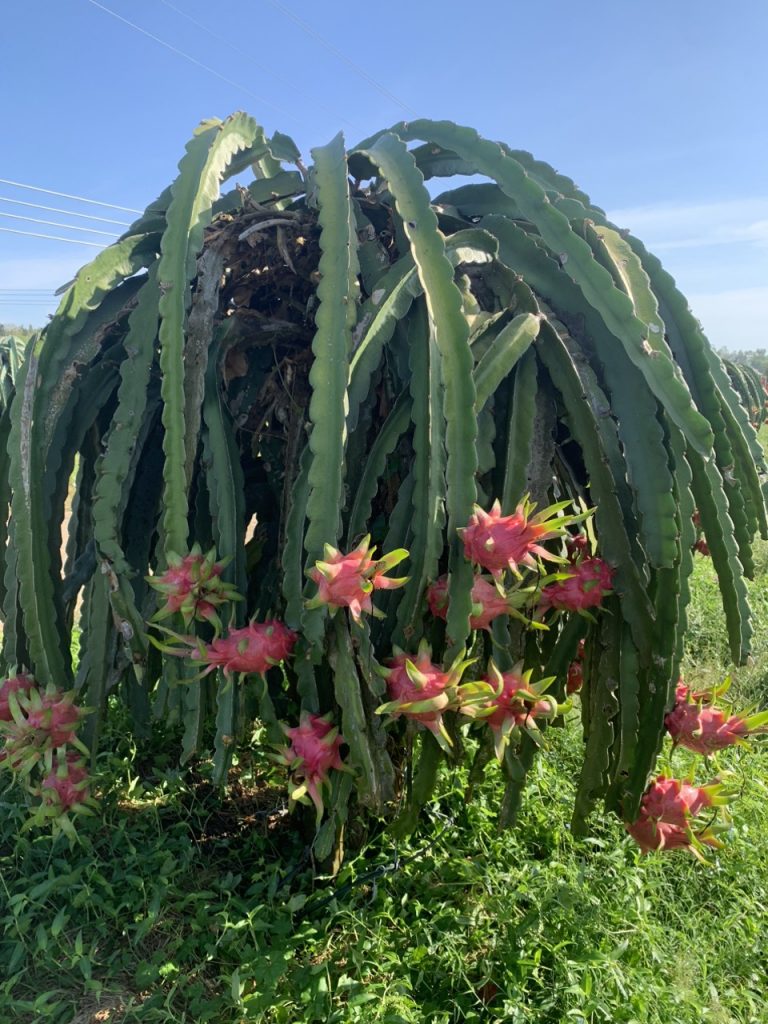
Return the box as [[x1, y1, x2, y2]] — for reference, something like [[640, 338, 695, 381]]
[[306, 536, 408, 623], [275, 712, 348, 823]]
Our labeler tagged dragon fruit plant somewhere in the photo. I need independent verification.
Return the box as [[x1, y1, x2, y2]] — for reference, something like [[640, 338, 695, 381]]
[[2, 114, 767, 856]]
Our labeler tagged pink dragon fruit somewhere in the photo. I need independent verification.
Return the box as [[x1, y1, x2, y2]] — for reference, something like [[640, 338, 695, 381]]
[[566, 638, 586, 695], [426, 574, 512, 632], [694, 538, 711, 557], [40, 753, 91, 813], [665, 699, 768, 754], [0, 672, 33, 722], [458, 661, 558, 760], [639, 774, 729, 827], [376, 641, 469, 752], [147, 544, 241, 630], [306, 536, 408, 623], [458, 497, 579, 580], [566, 659, 583, 695], [625, 816, 722, 859], [566, 531, 590, 560], [24, 690, 84, 746], [276, 712, 347, 823], [195, 620, 298, 678], [539, 556, 614, 614]]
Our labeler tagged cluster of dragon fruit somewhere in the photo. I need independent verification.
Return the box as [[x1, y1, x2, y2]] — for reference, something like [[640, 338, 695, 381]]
[[0, 671, 94, 838], [2, 496, 766, 854]]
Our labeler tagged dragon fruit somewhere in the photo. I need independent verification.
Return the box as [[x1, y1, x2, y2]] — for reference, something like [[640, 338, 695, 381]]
[[306, 536, 408, 623], [147, 544, 241, 630], [639, 774, 729, 827], [275, 712, 347, 823], [426, 574, 512, 632], [458, 497, 578, 580], [566, 531, 590, 560], [459, 661, 558, 760], [0, 672, 33, 722], [376, 641, 469, 752], [625, 816, 722, 859], [40, 753, 91, 813], [665, 698, 768, 754], [566, 638, 586, 695], [24, 690, 84, 746], [194, 620, 298, 678], [539, 557, 614, 614]]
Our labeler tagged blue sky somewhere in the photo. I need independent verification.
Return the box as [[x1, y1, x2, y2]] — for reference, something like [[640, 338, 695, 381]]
[[2, 0, 766, 349]]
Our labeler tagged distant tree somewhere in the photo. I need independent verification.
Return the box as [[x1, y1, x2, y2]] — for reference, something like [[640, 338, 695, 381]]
[[718, 348, 768, 375], [0, 322, 38, 342]]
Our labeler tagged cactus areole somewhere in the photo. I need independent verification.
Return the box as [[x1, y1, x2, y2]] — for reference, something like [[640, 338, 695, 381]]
[[1, 114, 766, 853]]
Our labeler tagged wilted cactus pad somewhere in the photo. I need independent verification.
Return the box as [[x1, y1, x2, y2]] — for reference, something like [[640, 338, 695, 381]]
[[1, 115, 765, 848]]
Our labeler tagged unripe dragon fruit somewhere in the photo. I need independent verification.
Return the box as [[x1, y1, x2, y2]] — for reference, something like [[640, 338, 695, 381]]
[[275, 712, 347, 823], [196, 620, 298, 678], [458, 496, 579, 580], [376, 641, 469, 753], [40, 753, 91, 813], [426, 574, 512, 632], [0, 672, 33, 722], [306, 536, 408, 623], [539, 556, 613, 614], [147, 544, 241, 631], [459, 661, 558, 760]]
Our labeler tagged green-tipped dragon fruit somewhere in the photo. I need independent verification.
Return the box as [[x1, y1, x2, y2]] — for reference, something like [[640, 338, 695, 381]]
[[306, 537, 409, 623], [375, 641, 472, 753], [147, 544, 242, 633], [458, 662, 560, 761], [274, 712, 350, 823]]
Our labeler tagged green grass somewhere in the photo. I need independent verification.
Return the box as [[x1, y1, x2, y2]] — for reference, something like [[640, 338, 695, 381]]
[[2, 552, 768, 1023]]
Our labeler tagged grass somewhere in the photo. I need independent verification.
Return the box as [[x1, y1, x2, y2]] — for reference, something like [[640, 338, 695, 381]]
[[2, 553, 768, 1022]]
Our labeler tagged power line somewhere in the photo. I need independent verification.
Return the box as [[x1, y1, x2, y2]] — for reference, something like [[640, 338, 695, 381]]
[[84, 0, 309, 127], [263, 0, 418, 116], [0, 178, 141, 214], [157, 0, 360, 132], [0, 196, 130, 226], [0, 211, 119, 237], [0, 226, 105, 247]]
